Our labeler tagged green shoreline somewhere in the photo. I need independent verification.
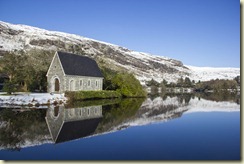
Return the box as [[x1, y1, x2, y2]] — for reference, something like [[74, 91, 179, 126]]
[[65, 90, 146, 103]]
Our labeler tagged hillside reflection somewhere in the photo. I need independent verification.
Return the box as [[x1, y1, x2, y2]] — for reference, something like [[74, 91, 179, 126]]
[[0, 93, 240, 150]]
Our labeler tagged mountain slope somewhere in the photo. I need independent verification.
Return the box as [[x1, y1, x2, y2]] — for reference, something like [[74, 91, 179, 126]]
[[0, 21, 240, 84]]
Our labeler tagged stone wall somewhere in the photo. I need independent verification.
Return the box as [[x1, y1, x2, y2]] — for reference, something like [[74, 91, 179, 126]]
[[64, 106, 102, 121], [46, 53, 65, 93], [64, 75, 103, 91]]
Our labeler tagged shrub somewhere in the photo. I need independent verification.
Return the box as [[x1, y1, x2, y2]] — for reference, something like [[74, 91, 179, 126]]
[[3, 81, 17, 94], [100, 67, 146, 97], [111, 73, 147, 97]]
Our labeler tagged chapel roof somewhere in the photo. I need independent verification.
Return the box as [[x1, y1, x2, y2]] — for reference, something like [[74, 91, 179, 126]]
[[54, 117, 102, 143], [57, 51, 103, 78]]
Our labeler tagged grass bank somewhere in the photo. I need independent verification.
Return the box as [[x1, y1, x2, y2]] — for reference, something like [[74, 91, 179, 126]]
[[65, 90, 122, 102], [65, 96, 122, 108]]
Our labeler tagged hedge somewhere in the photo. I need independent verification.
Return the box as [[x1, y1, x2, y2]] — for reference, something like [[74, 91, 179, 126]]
[[65, 90, 122, 102]]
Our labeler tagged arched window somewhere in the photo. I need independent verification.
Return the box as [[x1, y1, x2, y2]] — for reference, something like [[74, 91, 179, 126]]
[[70, 80, 75, 91], [87, 108, 90, 116], [79, 108, 83, 116], [80, 80, 83, 90]]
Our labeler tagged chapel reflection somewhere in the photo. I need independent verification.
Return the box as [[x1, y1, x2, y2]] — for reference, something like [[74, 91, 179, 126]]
[[45, 105, 102, 143]]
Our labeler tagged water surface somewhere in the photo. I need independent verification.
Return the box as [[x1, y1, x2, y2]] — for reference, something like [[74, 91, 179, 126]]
[[0, 93, 240, 160]]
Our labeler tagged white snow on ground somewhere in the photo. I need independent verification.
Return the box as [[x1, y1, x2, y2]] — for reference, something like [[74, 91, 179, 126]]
[[0, 93, 67, 107], [186, 65, 240, 82]]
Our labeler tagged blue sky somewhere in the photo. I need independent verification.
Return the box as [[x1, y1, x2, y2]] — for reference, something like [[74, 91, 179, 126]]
[[0, 0, 240, 67]]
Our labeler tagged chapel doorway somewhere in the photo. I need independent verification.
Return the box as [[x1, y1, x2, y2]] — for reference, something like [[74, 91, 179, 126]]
[[54, 106, 60, 117]]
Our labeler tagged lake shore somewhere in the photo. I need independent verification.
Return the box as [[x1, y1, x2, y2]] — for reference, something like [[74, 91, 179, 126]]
[[0, 92, 67, 107]]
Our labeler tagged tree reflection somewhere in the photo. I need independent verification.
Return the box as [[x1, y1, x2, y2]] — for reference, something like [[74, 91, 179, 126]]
[[95, 98, 145, 134], [196, 92, 239, 102], [0, 109, 48, 150]]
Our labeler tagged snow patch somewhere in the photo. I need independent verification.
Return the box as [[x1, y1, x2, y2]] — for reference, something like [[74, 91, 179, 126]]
[[0, 93, 67, 107]]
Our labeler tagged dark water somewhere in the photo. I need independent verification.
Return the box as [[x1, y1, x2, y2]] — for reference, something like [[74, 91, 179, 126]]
[[0, 93, 240, 160]]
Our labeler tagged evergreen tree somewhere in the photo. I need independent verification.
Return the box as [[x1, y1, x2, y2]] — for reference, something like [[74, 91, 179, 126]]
[[160, 82, 166, 93], [146, 79, 160, 87], [0, 52, 26, 93], [0, 49, 53, 93], [162, 79, 168, 86], [184, 77, 192, 87], [176, 77, 184, 87]]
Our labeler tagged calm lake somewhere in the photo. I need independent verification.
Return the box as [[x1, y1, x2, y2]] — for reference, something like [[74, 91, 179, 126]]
[[0, 93, 240, 160]]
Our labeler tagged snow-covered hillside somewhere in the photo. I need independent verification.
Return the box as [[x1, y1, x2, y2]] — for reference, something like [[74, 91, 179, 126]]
[[186, 65, 240, 82], [0, 21, 240, 84]]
